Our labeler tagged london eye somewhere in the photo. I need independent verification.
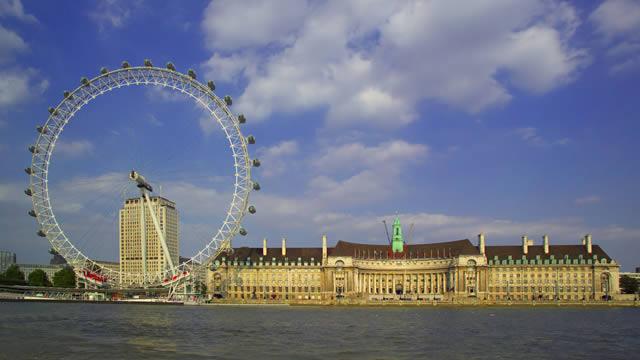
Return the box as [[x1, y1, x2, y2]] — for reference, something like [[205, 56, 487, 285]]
[[23, 60, 260, 289]]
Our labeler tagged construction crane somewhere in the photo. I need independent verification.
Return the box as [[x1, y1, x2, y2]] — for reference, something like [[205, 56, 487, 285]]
[[382, 220, 392, 246]]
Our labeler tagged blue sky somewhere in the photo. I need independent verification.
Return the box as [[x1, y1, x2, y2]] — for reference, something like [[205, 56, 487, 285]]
[[1, 0, 639, 270]]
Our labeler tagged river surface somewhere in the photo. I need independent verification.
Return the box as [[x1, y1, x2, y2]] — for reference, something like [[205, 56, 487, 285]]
[[0, 302, 638, 359]]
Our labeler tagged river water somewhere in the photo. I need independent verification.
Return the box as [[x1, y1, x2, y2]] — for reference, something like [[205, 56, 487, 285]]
[[0, 302, 638, 359]]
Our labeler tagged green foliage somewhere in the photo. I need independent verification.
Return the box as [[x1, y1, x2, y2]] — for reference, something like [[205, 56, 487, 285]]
[[196, 281, 207, 295], [52, 266, 76, 288], [0, 264, 26, 285], [28, 269, 52, 287], [620, 275, 639, 294]]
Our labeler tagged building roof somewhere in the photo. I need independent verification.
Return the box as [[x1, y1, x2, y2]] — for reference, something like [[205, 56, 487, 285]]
[[217, 246, 323, 262], [331, 239, 480, 258], [485, 244, 612, 261]]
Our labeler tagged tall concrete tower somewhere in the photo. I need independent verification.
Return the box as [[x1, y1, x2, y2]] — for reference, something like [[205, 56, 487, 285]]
[[119, 196, 179, 285]]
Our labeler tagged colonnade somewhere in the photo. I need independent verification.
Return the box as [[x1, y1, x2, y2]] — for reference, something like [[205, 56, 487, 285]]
[[357, 272, 450, 295]]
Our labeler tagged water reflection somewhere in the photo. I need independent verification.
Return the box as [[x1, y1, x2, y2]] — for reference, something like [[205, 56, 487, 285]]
[[0, 303, 638, 360]]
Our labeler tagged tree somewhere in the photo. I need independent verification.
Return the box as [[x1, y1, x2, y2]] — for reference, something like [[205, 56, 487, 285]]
[[620, 275, 639, 294], [28, 269, 52, 287], [196, 281, 207, 295], [0, 264, 26, 285], [52, 266, 76, 288]]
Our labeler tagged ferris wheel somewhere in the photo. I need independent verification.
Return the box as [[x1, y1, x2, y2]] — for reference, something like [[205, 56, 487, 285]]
[[24, 60, 261, 288]]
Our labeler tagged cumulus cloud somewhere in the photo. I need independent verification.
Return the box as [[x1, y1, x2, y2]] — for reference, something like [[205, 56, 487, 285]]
[[55, 140, 95, 158], [304, 139, 428, 207], [0, 68, 49, 107], [257, 140, 299, 177], [514, 127, 570, 147], [201, 0, 310, 50], [0, 24, 27, 63], [576, 195, 601, 205], [202, 0, 587, 127], [590, 0, 640, 74], [89, 0, 138, 31], [0, 0, 37, 23], [312, 140, 428, 173]]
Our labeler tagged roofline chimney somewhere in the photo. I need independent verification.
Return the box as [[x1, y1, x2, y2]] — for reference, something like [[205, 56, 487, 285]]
[[263, 238, 267, 257], [282, 237, 287, 256], [543, 234, 549, 255], [586, 234, 592, 254], [322, 234, 327, 263], [522, 235, 529, 255], [478, 233, 485, 255]]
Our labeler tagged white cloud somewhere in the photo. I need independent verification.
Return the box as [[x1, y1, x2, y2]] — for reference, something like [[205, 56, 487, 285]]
[[89, 0, 136, 31], [0, 24, 27, 63], [202, 0, 587, 127], [146, 114, 163, 127], [198, 114, 218, 136], [514, 127, 570, 147], [590, 0, 640, 38], [590, 0, 640, 74], [201, 0, 310, 50], [312, 140, 428, 173], [0, 0, 37, 23], [146, 86, 189, 103], [0, 68, 48, 107], [55, 140, 95, 158], [0, 182, 25, 204], [257, 140, 298, 177], [576, 195, 601, 205], [202, 52, 255, 83]]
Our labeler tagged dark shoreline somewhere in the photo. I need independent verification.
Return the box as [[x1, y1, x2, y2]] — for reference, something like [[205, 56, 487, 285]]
[[0, 298, 183, 305], [3, 297, 639, 308]]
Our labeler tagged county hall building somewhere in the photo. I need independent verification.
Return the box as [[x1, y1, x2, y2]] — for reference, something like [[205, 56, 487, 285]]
[[207, 218, 620, 302]]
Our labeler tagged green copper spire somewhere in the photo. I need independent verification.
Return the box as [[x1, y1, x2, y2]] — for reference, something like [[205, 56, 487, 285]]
[[392, 216, 404, 253]]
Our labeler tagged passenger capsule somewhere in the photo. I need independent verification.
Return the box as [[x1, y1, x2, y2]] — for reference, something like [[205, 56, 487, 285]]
[[28, 145, 38, 154], [80, 77, 90, 86], [28, 210, 37, 217], [24, 167, 32, 175], [224, 95, 232, 106], [187, 69, 197, 79], [237, 114, 246, 124], [252, 182, 261, 191], [248, 205, 256, 214], [246, 135, 255, 144], [144, 59, 153, 67], [252, 159, 261, 167], [63, 91, 71, 99], [48, 107, 55, 114], [37, 229, 46, 237], [166, 62, 176, 71], [36, 126, 47, 134], [122, 61, 131, 68], [239, 228, 248, 236], [24, 188, 32, 196], [207, 80, 216, 91], [100, 67, 109, 74]]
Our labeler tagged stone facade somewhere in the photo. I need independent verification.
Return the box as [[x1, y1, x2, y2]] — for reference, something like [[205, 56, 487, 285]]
[[207, 220, 620, 302]]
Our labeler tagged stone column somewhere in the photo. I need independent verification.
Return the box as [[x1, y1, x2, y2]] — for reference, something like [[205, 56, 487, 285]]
[[392, 274, 396, 294], [333, 271, 336, 294], [443, 273, 447, 293], [402, 274, 406, 295], [430, 273, 434, 293], [374, 273, 378, 294], [423, 273, 427, 294]]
